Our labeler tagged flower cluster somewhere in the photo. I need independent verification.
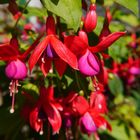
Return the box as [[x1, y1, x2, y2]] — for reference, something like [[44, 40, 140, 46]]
[[0, 1, 126, 139]]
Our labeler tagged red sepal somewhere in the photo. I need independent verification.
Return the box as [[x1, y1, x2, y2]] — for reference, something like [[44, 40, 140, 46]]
[[29, 106, 43, 132], [64, 35, 88, 56], [54, 59, 67, 77], [28, 37, 49, 72], [39, 58, 52, 77], [90, 91, 107, 114], [44, 102, 62, 134], [92, 114, 112, 131], [0, 43, 18, 60], [89, 32, 126, 53], [50, 36, 78, 70], [72, 96, 89, 115]]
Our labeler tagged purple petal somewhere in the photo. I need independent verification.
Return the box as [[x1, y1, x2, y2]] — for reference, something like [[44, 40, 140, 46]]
[[79, 112, 97, 134], [78, 50, 100, 76], [5, 59, 27, 80], [45, 43, 57, 58]]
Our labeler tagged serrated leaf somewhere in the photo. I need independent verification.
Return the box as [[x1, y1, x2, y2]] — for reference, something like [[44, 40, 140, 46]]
[[114, 0, 139, 16], [108, 74, 124, 95], [42, 0, 82, 31]]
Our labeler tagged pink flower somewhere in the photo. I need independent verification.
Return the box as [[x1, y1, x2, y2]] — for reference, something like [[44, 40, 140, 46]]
[[28, 16, 78, 77], [72, 92, 111, 135]]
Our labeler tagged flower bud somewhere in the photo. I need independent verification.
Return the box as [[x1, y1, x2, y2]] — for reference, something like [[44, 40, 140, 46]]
[[5, 59, 27, 80], [78, 50, 100, 76], [84, 4, 97, 32]]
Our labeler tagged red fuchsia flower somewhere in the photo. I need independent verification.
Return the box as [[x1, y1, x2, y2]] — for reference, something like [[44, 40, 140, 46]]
[[28, 16, 78, 77], [84, 4, 97, 33], [64, 28, 125, 76], [0, 35, 42, 113], [108, 57, 140, 84], [59, 92, 78, 128], [29, 86, 63, 135], [129, 58, 140, 75], [72, 91, 111, 135], [65, 30, 100, 76]]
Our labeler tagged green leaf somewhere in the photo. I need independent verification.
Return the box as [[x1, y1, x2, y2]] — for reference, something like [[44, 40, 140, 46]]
[[109, 120, 137, 140], [26, 7, 47, 17], [42, 0, 82, 31], [131, 116, 140, 133], [109, 37, 131, 63], [108, 74, 124, 95], [114, 0, 139, 16], [22, 83, 39, 95]]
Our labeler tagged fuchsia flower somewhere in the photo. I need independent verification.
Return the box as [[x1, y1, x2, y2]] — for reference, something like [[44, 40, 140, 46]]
[[72, 91, 111, 135], [109, 57, 140, 85], [65, 28, 125, 76], [0, 35, 42, 113], [28, 16, 78, 77], [84, 4, 97, 32], [29, 86, 63, 135]]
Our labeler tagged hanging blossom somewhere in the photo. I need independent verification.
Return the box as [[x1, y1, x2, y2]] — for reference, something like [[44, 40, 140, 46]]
[[29, 86, 63, 135], [108, 57, 140, 85], [0, 35, 42, 113], [28, 16, 78, 77], [64, 8, 125, 76], [72, 91, 111, 136], [64, 30, 125, 76]]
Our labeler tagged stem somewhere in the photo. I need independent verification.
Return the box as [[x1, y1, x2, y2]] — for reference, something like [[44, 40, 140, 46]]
[[13, 0, 31, 29]]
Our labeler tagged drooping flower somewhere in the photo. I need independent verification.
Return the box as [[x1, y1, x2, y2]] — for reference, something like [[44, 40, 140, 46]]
[[0, 35, 42, 113], [28, 16, 78, 77], [65, 28, 125, 76], [72, 92, 111, 135], [65, 30, 100, 76], [29, 86, 63, 135]]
